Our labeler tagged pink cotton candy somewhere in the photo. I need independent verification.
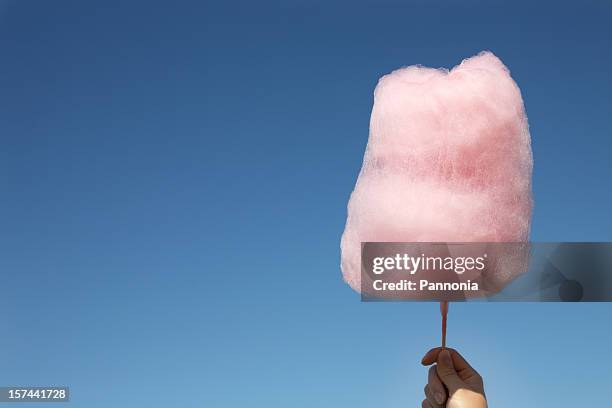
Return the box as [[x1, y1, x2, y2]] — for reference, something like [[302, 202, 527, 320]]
[[340, 51, 533, 293]]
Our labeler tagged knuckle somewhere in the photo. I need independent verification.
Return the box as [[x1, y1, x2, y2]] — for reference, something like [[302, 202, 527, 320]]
[[428, 365, 439, 381], [475, 375, 484, 387], [437, 366, 455, 377]]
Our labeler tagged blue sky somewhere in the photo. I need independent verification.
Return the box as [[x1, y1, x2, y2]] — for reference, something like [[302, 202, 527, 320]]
[[1, 1, 611, 407]]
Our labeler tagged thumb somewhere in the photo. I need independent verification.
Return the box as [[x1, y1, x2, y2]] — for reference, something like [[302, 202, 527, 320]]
[[436, 349, 464, 392]]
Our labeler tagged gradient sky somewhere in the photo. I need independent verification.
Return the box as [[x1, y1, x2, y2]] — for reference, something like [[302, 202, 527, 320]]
[[1, 1, 611, 407]]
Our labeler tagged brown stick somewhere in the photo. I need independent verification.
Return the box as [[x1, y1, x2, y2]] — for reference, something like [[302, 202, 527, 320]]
[[440, 301, 449, 348]]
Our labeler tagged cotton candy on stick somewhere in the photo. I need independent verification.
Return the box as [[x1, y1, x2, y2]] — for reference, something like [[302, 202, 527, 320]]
[[340, 51, 533, 347]]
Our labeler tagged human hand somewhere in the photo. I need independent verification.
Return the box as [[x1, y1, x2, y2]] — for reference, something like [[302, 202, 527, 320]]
[[420, 348, 487, 408]]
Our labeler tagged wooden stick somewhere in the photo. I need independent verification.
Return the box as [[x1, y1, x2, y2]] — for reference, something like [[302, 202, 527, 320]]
[[440, 301, 449, 349]]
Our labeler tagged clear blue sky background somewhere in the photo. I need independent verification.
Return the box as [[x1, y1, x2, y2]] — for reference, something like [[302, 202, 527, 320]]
[[1, 1, 611, 407]]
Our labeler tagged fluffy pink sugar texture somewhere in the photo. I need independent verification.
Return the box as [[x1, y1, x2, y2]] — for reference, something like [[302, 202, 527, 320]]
[[340, 51, 533, 293]]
